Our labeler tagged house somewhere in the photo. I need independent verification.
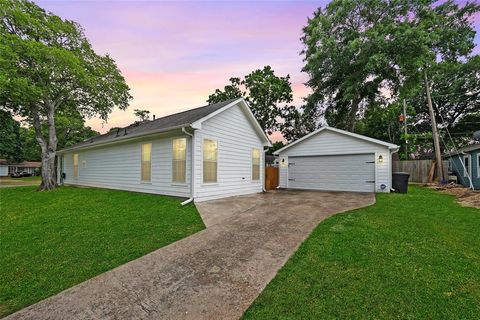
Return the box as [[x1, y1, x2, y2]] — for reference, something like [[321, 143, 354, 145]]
[[274, 127, 399, 193], [0, 159, 42, 177], [57, 98, 271, 202], [443, 144, 479, 190]]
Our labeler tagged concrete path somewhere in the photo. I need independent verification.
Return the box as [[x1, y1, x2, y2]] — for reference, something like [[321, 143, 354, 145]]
[[6, 190, 374, 320]]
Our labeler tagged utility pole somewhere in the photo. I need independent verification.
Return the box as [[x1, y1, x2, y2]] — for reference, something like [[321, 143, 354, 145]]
[[423, 69, 444, 183], [403, 99, 408, 160]]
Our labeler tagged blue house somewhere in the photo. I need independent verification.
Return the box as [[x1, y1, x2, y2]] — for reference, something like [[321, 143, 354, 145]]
[[444, 144, 480, 190]]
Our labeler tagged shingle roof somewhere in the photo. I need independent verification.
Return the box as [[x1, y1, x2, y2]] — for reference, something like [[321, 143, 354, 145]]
[[61, 98, 239, 152], [0, 159, 42, 167]]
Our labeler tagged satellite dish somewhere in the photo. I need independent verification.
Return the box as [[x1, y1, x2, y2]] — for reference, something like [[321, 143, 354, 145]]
[[474, 130, 480, 141]]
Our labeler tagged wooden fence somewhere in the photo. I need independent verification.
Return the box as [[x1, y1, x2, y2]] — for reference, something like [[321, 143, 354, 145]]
[[392, 160, 449, 183], [265, 166, 279, 190]]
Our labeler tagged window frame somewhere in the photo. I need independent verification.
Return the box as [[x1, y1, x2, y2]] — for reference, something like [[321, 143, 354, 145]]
[[477, 153, 480, 178], [140, 142, 152, 183], [202, 138, 218, 184], [252, 148, 261, 181], [73, 153, 79, 178], [463, 154, 471, 177], [172, 137, 187, 184]]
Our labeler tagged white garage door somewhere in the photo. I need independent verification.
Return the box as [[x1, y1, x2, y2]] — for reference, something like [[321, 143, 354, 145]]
[[288, 154, 375, 192]]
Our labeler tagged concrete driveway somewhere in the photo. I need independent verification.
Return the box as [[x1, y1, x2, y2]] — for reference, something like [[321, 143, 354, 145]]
[[6, 190, 374, 320]]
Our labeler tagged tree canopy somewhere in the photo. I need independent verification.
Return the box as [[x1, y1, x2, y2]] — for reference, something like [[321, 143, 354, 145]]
[[208, 66, 293, 135], [302, 0, 479, 134], [133, 109, 150, 121], [0, 110, 24, 163], [0, 0, 131, 189]]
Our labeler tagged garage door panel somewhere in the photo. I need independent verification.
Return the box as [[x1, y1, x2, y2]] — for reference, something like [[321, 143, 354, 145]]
[[288, 154, 375, 192]]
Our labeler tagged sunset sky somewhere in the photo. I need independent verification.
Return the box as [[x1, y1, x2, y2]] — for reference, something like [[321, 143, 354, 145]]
[[36, 0, 479, 140]]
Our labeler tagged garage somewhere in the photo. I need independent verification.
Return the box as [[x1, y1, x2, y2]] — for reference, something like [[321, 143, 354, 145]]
[[288, 154, 375, 192], [275, 127, 399, 193]]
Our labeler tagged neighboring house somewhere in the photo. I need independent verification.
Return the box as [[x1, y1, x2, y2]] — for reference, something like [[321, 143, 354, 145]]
[[57, 98, 271, 202], [274, 127, 399, 193], [443, 144, 480, 190], [0, 159, 41, 177]]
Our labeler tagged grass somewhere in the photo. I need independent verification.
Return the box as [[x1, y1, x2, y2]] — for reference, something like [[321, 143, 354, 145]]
[[0, 186, 205, 317], [243, 186, 480, 319], [0, 176, 41, 186]]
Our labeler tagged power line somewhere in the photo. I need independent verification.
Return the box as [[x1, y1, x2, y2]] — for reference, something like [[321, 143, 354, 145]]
[[430, 94, 474, 190]]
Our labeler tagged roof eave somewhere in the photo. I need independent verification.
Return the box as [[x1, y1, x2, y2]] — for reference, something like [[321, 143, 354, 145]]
[[57, 124, 190, 154], [274, 126, 398, 155]]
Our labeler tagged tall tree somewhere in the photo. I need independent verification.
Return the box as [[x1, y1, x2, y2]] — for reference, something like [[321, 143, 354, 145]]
[[409, 57, 480, 147], [133, 109, 150, 121], [208, 66, 293, 135], [302, 0, 479, 132], [0, 0, 131, 190], [0, 110, 24, 163]]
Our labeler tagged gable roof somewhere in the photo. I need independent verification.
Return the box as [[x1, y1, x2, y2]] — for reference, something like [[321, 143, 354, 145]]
[[443, 143, 480, 158], [59, 98, 270, 153], [274, 126, 398, 155]]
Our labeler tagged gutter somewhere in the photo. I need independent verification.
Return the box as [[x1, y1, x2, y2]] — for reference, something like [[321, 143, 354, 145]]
[[181, 127, 195, 205]]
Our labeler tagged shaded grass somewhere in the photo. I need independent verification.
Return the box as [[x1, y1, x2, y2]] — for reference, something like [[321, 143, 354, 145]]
[[0, 176, 41, 186], [243, 186, 480, 319], [0, 186, 205, 317]]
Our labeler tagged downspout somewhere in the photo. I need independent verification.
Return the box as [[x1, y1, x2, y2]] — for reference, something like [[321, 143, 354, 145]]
[[263, 146, 269, 192], [390, 147, 400, 192], [181, 127, 195, 205]]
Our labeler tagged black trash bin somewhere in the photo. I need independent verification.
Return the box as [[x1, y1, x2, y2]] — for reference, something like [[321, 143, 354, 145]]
[[392, 172, 410, 193]]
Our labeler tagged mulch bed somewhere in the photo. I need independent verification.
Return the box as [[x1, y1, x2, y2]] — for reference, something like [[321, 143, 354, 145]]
[[424, 183, 480, 209]]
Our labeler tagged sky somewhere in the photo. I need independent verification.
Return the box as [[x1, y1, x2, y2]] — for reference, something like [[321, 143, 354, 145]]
[[36, 0, 479, 140]]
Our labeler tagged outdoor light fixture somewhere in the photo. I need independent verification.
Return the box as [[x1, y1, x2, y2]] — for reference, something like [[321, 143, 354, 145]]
[[378, 155, 384, 163], [281, 158, 287, 167]]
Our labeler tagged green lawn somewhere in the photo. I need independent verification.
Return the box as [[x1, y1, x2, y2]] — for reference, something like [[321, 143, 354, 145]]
[[243, 186, 480, 319], [0, 186, 205, 317]]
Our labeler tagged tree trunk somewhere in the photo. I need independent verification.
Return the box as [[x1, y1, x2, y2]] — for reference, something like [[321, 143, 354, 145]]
[[347, 96, 360, 131], [39, 150, 57, 190], [32, 102, 58, 191]]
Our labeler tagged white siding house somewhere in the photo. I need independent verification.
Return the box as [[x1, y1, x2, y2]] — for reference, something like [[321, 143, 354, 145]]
[[57, 98, 271, 202], [275, 127, 399, 193]]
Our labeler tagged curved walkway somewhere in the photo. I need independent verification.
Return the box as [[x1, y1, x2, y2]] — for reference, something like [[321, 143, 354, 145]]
[[6, 190, 374, 320]]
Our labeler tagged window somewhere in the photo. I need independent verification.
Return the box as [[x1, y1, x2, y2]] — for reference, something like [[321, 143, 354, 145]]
[[463, 155, 470, 177], [172, 138, 187, 183], [141, 143, 152, 182], [73, 154, 79, 178], [252, 148, 260, 181], [477, 154, 480, 178], [203, 139, 217, 183]]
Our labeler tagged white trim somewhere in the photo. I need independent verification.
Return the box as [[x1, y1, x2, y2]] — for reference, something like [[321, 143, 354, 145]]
[[274, 126, 398, 155], [191, 98, 272, 147]]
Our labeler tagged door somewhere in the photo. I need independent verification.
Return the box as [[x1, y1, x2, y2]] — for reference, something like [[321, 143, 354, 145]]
[[288, 154, 375, 192]]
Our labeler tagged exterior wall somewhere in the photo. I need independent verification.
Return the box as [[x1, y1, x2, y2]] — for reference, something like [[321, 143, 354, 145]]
[[193, 104, 265, 202], [0, 165, 8, 176], [62, 133, 191, 198], [450, 150, 480, 189], [277, 130, 392, 192]]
